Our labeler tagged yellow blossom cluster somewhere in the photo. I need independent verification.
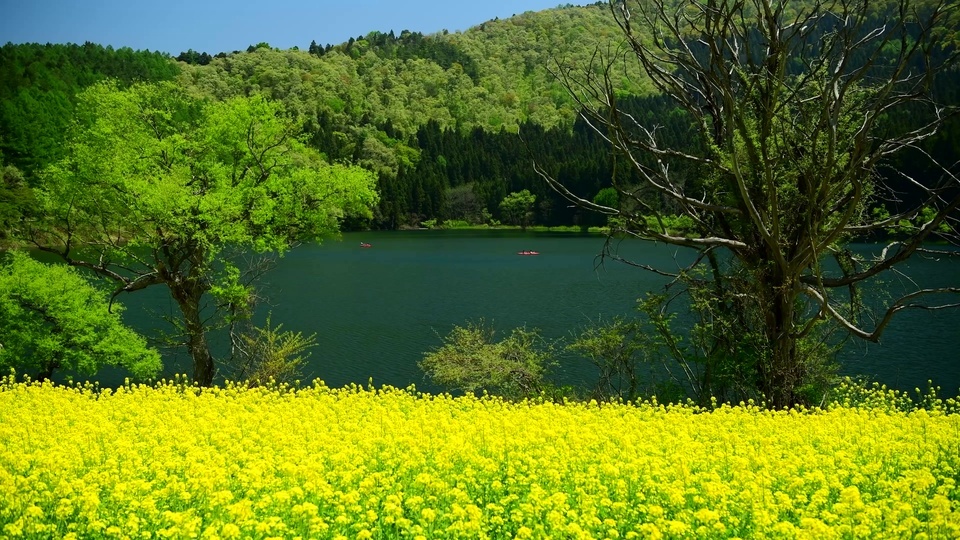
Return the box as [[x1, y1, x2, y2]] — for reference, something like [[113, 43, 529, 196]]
[[1, 378, 958, 539]]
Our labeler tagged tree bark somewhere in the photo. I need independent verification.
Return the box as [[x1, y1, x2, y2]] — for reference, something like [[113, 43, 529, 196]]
[[758, 271, 802, 408], [170, 281, 215, 386]]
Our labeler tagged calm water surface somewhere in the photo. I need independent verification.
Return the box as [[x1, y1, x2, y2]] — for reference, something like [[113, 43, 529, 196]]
[[120, 230, 959, 396]]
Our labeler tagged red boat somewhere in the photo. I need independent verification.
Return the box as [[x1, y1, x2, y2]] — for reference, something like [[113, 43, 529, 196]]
[[360, 243, 372, 248], [517, 250, 540, 255]]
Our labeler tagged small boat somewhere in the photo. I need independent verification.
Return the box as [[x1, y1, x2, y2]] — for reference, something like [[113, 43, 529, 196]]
[[360, 243, 372, 248], [517, 250, 540, 256]]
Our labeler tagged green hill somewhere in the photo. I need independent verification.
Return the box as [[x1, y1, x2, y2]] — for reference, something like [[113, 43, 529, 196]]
[[1, 2, 957, 230]]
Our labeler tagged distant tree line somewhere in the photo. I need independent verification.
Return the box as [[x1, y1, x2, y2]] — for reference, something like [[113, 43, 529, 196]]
[[307, 30, 481, 82], [0, 42, 178, 174], [2, 3, 958, 234]]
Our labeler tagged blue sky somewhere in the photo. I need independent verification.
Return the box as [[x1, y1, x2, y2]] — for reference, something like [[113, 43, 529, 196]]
[[1, 1, 582, 56]]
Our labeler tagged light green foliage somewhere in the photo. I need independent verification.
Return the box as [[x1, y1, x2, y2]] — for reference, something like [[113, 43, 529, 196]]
[[499, 189, 537, 229], [592, 187, 618, 210], [568, 316, 649, 402], [179, 48, 366, 133], [34, 81, 378, 385], [420, 320, 554, 399], [233, 316, 316, 387], [447, 4, 653, 130], [0, 251, 161, 380], [175, 4, 650, 141], [0, 163, 33, 242], [642, 214, 697, 236], [42, 80, 377, 253], [0, 42, 179, 175]]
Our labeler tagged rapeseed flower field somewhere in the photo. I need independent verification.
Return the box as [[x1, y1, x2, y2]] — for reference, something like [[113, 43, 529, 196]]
[[1, 377, 958, 539]]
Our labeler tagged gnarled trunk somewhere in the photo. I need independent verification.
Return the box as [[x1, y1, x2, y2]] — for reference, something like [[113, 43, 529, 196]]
[[758, 273, 803, 408], [170, 281, 215, 386]]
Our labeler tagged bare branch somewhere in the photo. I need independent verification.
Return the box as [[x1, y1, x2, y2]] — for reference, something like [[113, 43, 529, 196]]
[[803, 284, 960, 341]]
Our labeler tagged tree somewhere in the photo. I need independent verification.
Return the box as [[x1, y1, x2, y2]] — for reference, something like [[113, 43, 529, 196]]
[[0, 251, 161, 381], [420, 320, 555, 399], [442, 183, 484, 224], [540, 0, 960, 407], [229, 315, 317, 387], [30, 81, 378, 386], [568, 316, 648, 402], [0, 163, 33, 243], [499, 189, 537, 230]]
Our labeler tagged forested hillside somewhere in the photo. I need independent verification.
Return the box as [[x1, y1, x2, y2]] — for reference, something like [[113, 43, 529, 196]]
[[1, 1, 957, 231], [0, 42, 178, 173], [170, 2, 656, 228]]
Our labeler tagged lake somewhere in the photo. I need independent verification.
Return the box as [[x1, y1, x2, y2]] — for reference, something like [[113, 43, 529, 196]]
[[115, 230, 960, 396]]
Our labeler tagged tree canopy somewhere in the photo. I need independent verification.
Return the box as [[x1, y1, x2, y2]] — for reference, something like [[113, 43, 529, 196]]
[[0, 251, 161, 381], [542, 0, 960, 407], [30, 80, 378, 385], [0, 42, 179, 175], [2, 4, 957, 232], [420, 320, 554, 399], [499, 189, 537, 230]]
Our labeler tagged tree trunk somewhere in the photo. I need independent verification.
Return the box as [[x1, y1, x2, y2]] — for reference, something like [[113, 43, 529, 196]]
[[171, 284, 216, 386], [759, 275, 802, 408], [36, 360, 60, 382]]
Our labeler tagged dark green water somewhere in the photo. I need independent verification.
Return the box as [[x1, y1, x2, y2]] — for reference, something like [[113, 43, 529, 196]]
[[113, 230, 960, 395]]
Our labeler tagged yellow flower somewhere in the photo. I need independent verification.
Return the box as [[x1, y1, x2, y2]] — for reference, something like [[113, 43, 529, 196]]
[[1, 381, 958, 539], [420, 507, 438, 522], [221, 523, 241, 539]]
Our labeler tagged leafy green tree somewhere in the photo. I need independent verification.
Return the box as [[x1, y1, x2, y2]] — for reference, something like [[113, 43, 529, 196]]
[[30, 81, 378, 386], [592, 187, 618, 210], [420, 320, 554, 399], [499, 189, 537, 230], [442, 183, 484, 224], [542, 0, 960, 407], [568, 316, 648, 402], [0, 251, 161, 381], [230, 315, 317, 387], [0, 163, 33, 243], [0, 42, 179, 175]]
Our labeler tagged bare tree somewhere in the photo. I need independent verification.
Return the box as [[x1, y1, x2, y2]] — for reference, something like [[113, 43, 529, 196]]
[[538, 0, 960, 407]]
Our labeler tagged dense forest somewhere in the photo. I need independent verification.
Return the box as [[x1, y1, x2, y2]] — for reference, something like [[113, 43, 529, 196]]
[[1, 1, 958, 233]]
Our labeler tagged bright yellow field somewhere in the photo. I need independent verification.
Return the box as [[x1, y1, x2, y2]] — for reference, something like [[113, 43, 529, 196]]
[[1, 379, 958, 539]]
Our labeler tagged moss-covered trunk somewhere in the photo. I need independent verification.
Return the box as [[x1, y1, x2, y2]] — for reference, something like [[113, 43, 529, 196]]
[[757, 270, 803, 408]]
